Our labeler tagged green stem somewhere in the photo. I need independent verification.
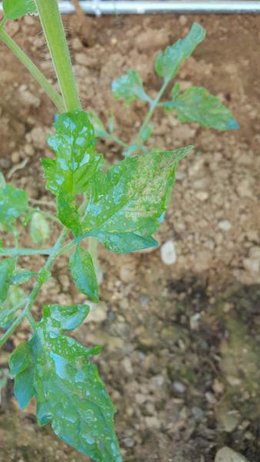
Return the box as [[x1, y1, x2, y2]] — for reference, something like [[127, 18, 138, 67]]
[[0, 229, 67, 349], [134, 78, 170, 147], [0, 248, 52, 257], [108, 133, 128, 149], [34, 0, 81, 112], [0, 29, 64, 112]]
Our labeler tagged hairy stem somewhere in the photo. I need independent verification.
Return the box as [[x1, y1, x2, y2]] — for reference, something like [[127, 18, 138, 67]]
[[0, 229, 67, 349], [34, 0, 81, 112], [0, 29, 64, 112]]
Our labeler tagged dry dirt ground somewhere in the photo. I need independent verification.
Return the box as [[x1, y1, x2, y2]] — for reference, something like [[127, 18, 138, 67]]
[[0, 11, 260, 462]]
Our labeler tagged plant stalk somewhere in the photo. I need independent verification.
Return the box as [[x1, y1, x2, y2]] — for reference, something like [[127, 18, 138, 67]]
[[34, 0, 81, 112], [0, 229, 68, 349], [0, 28, 65, 112], [0, 248, 52, 257], [134, 78, 170, 147]]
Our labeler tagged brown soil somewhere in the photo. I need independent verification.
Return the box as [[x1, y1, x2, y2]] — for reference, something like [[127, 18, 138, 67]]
[[0, 12, 260, 462]]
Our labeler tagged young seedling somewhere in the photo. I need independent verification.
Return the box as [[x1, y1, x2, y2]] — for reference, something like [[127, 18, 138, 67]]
[[0, 2, 238, 461]]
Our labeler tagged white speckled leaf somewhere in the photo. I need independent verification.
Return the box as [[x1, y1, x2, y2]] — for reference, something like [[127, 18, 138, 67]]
[[10, 305, 122, 462]]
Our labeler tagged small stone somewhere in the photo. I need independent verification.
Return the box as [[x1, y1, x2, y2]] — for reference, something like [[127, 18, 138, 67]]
[[151, 374, 165, 387], [215, 447, 249, 462], [172, 381, 186, 394], [190, 313, 201, 331], [144, 416, 160, 429], [222, 303, 233, 313], [243, 248, 260, 275], [119, 256, 137, 283], [24, 144, 34, 157], [135, 393, 147, 405], [160, 240, 177, 265], [206, 392, 216, 404], [11, 151, 20, 164], [226, 376, 242, 387], [192, 250, 212, 272], [220, 411, 239, 433], [195, 191, 209, 202], [174, 124, 196, 142], [176, 170, 186, 180], [71, 37, 83, 51], [18, 87, 41, 108], [249, 246, 260, 260], [179, 15, 188, 26], [75, 52, 89, 66], [135, 30, 169, 52], [218, 220, 232, 232], [122, 357, 133, 375], [29, 127, 47, 150], [123, 437, 135, 448], [87, 302, 108, 323], [236, 179, 253, 198], [193, 178, 210, 190], [213, 379, 224, 394], [192, 406, 204, 421], [243, 258, 259, 274]]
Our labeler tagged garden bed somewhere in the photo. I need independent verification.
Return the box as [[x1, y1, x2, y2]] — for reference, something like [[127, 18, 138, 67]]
[[0, 12, 259, 462]]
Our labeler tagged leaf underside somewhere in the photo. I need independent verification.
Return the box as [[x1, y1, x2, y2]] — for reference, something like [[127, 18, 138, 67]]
[[164, 86, 239, 130], [10, 305, 122, 462]]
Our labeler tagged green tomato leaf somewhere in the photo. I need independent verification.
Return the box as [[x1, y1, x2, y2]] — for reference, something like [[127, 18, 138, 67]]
[[14, 367, 34, 409], [112, 69, 150, 105], [10, 342, 34, 409], [172, 86, 239, 130], [155, 23, 206, 81], [10, 342, 32, 376], [42, 111, 102, 196], [0, 184, 28, 226], [11, 270, 35, 285], [0, 286, 25, 329], [30, 212, 50, 244], [3, 0, 37, 20], [56, 191, 82, 234], [10, 305, 122, 462], [57, 193, 81, 235], [0, 258, 15, 302], [79, 146, 193, 253], [70, 247, 99, 303], [171, 82, 181, 100], [44, 304, 90, 331], [87, 231, 158, 254]]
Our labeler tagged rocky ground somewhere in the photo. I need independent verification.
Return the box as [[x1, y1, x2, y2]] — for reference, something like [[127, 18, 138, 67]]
[[0, 11, 260, 462]]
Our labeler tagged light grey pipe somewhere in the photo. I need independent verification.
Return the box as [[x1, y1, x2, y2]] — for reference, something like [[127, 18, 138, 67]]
[[50, 1, 260, 15], [1, 1, 260, 15]]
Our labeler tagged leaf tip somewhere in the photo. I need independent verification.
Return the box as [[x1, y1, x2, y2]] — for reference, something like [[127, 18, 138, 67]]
[[227, 118, 240, 130]]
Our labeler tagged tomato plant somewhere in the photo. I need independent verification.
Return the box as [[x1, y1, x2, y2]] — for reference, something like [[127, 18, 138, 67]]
[[0, 2, 238, 461]]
